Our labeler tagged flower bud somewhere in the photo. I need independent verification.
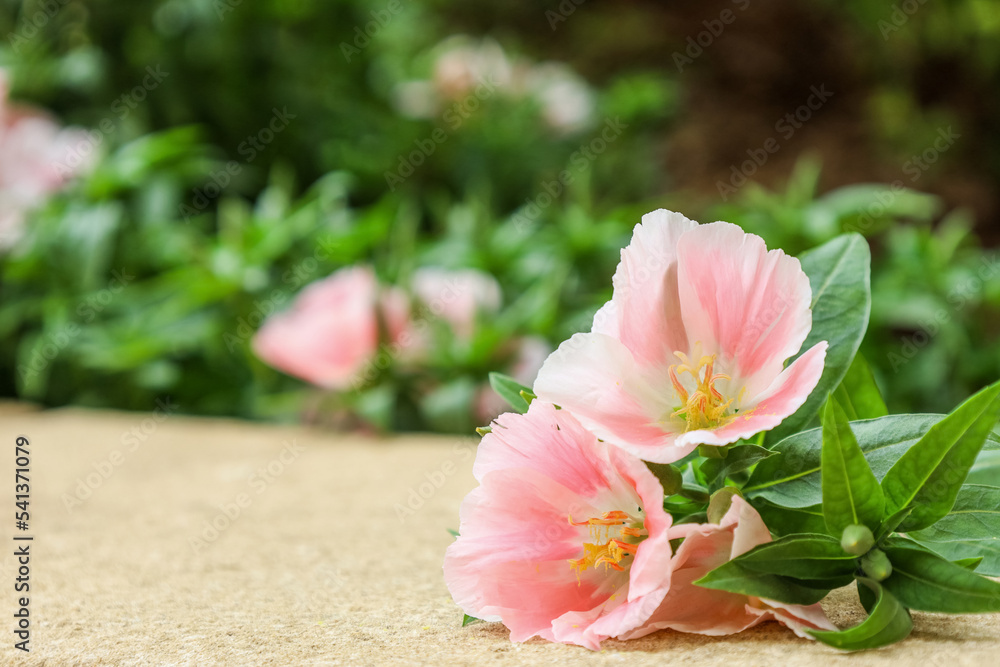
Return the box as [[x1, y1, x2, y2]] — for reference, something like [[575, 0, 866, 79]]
[[861, 548, 893, 581], [840, 524, 875, 555]]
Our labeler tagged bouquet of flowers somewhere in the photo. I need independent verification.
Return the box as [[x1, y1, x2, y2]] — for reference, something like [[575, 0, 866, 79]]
[[444, 209, 1000, 651]]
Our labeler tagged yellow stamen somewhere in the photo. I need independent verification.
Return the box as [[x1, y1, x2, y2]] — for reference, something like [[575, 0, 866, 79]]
[[567, 511, 647, 582], [668, 352, 734, 431]]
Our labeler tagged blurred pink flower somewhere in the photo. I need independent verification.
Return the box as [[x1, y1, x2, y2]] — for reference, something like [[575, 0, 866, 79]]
[[535, 209, 827, 464], [444, 401, 674, 650], [431, 36, 514, 101], [525, 62, 595, 134], [392, 36, 594, 134], [622, 497, 835, 639], [0, 71, 92, 248], [412, 267, 501, 340], [253, 266, 408, 390]]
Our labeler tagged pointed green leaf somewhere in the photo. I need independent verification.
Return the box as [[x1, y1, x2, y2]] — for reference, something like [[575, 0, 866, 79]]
[[700, 444, 774, 492], [953, 556, 984, 571], [694, 561, 833, 605], [882, 544, 1000, 613], [487, 372, 532, 414], [833, 352, 888, 421], [821, 399, 884, 534], [744, 414, 1000, 508], [732, 533, 858, 580], [462, 614, 484, 627], [770, 234, 871, 439], [909, 484, 1000, 576], [809, 580, 912, 651], [881, 382, 1000, 532]]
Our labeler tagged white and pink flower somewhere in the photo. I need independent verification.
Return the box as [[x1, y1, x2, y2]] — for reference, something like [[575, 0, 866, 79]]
[[444, 401, 674, 650], [534, 209, 827, 463], [0, 71, 91, 248], [252, 266, 409, 390]]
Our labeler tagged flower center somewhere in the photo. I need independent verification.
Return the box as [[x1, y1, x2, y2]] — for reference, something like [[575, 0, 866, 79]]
[[668, 352, 734, 431], [567, 510, 647, 580]]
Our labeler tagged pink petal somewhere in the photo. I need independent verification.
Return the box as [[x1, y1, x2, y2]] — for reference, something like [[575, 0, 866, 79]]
[[252, 267, 381, 389], [675, 222, 814, 399], [533, 333, 695, 463], [674, 341, 827, 449], [605, 209, 697, 366]]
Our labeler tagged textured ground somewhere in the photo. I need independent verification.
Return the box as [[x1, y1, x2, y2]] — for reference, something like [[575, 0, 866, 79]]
[[0, 401, 997, 666]]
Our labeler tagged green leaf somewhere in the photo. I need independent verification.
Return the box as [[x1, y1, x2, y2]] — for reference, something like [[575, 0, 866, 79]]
[[809, 580, 912, 651], [770, 234, 871, 439], [744, 414, 1000, 508], [833, 352, 888, 421], [707, 487, 741, 524], [462, 614, 484, 627], [882, 544, 1000, 613], [968, 449, 1000, 487], [953, 556, 984, 571], [694, 560, 833, 605], [753, 500, 828, 537], [821, 399, 884, 535], [700, 444, 774, 492], [909, 485, 1000, 576], [447, 528, 459, 538], [881, 382, 1000, 532], [487, 372, 532, 414], [733, 533, 858, 580], [646, 462, 683, 496]]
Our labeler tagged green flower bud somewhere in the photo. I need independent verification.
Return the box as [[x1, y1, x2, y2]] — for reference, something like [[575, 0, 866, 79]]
[[840, 524, 875, 555], [861, 548, 893, 581]]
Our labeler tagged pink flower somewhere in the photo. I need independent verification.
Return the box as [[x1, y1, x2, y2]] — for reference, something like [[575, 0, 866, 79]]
[[252, 266, 408, 390], [412, 267, 502, 340], [0, 71, 92, 248], [444, 401, 674, 650], [621, 496, 835, 639], [534, 209, 827, 463]]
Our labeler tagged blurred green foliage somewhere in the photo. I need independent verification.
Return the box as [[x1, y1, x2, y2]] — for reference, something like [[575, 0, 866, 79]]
[[0, 0, 997, 430]]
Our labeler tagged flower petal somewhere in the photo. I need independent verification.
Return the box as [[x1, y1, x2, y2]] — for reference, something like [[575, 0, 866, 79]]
[[605, 209, 697, 366], [674, 341, 827, 449], [675, 221, 814, 398], [533, 333, 694, 463]]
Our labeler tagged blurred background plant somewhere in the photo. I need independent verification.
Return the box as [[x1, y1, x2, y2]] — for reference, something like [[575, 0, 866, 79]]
[[0, 0, 996, 432]]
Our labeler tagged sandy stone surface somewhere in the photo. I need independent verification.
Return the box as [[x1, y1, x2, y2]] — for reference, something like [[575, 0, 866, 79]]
[[0, 404, 997, 665]]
